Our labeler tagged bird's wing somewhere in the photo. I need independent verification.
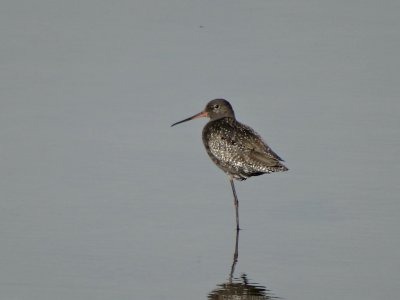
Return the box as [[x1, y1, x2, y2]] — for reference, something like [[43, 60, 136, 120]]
[[204, 120, 283, 169]]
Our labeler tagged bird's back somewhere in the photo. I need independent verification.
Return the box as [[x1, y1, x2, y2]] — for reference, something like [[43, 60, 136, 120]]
[[202, 117, 288, 180]]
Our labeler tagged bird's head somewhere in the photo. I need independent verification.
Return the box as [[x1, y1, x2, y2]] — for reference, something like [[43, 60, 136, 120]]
[[171, 99, 235, 127]]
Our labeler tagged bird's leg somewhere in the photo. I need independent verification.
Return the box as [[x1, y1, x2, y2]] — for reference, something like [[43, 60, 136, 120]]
[[229, 177, 240, 231], [229, 228, 240, 282]]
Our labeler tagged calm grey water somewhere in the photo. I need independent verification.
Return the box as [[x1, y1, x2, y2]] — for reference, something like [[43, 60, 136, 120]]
[[1, 0, 399, 299]]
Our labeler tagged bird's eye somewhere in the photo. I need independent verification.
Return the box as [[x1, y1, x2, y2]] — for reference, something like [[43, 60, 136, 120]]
[[214, 104, 220, 109]]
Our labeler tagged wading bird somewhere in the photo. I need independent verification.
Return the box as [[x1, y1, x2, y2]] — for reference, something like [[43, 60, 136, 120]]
[[171, 99, 288, 230]]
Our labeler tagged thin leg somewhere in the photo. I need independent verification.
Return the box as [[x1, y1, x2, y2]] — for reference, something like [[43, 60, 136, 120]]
[[229, 229, 239, 282], [229, 177, 240, 231]]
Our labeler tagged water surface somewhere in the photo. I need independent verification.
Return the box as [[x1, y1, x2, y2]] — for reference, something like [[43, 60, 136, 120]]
[[1, 0, 399, 299]]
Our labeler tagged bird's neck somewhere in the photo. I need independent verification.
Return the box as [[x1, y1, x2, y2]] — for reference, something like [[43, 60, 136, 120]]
[[208, 117, 238, 128]]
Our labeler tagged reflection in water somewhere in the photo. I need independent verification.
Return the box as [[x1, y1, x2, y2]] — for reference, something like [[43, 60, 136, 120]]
[[208, 230, 278, 300]]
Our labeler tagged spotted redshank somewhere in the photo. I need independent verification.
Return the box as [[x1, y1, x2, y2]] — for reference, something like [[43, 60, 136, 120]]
[[171, 99, 288, 230]]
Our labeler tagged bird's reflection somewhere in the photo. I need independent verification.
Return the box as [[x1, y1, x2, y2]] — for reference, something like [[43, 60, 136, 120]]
[[208, 230, 278, 300]]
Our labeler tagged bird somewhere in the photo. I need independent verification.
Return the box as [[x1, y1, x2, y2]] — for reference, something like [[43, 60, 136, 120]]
[[171, 99, 288, 230]]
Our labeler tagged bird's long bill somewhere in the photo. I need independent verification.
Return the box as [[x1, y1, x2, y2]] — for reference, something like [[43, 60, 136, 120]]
[[171, 111, 208, 127]]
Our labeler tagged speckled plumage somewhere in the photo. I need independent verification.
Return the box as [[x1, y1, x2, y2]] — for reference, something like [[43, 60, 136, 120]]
[[203, 116, 288, 180]]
